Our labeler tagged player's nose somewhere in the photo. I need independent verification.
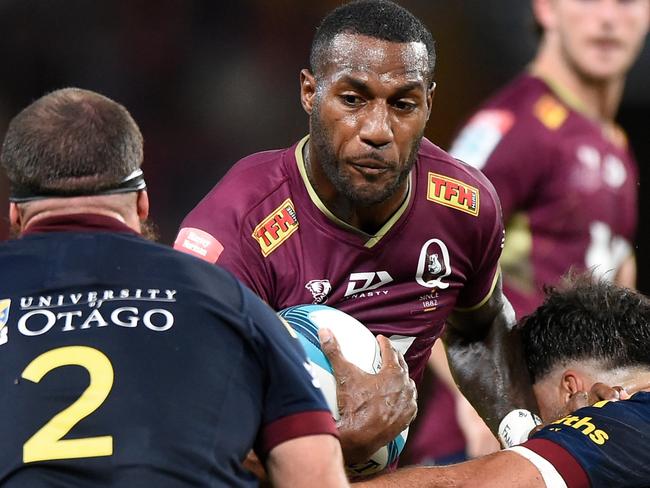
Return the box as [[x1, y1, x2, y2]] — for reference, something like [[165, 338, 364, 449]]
[[359, 101, 393, 149]]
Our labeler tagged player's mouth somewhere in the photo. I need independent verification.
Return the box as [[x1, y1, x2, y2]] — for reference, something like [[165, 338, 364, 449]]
[[349, 158, 391, 176], [591, 37, 622, 53]]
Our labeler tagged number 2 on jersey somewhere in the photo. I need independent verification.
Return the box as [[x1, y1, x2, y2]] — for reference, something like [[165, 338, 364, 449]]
[[22, 346, 114, 463]]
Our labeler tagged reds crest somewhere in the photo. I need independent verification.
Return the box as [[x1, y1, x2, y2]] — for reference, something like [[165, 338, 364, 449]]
[[416, 239, 451, 289], [305, 280, 332, 304]]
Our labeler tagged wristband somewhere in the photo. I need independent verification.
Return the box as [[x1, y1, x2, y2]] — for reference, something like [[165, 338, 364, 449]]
[[498, 409, 542, 448]]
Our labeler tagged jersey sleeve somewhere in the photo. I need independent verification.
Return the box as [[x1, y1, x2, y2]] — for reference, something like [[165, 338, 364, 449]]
[[240, 285, 337, 458], [450, 108, 552, 221], [175, 188, 274, 304], [521, 396, 650, 488], [454, 170, 505, 310]]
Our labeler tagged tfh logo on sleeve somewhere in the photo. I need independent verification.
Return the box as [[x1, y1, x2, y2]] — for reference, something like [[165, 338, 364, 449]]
[[252, 199, 299, 257]]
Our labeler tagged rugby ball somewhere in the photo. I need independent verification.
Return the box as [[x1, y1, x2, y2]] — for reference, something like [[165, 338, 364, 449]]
[[278, 304, 409, 478]]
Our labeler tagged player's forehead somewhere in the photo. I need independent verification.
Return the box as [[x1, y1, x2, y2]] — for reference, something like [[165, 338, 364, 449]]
[[320, 33, 429, 85]]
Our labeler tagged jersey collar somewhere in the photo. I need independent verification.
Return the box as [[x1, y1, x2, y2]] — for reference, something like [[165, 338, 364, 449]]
[[294, 135, 413, 249], [21, 214, 139, 237]]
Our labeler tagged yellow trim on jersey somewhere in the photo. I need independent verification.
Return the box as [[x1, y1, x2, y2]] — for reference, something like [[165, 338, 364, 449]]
[[454, 266, 501, 312], [295, 136, 412, 249], [501, 213, 535, 294], [533, 74, 628, 149], [537, 75, 588, 115]]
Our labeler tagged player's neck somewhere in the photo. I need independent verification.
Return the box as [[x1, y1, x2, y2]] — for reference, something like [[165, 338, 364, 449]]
[[303, 142, 408, 235], [530, 46, 625, 124]]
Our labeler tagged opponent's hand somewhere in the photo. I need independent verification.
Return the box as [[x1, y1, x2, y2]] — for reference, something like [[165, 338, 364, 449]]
[[528, 383, 631, 439], [567, 383, 630, 411], [319, 328, 417, 464]]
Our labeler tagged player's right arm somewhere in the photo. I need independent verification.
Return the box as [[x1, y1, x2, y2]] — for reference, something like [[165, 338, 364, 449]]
[[267, 434, 349, 488], [353, 450, 548, 488]]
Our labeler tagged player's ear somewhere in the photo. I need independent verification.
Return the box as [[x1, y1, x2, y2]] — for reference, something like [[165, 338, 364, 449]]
[[560, 370, 587, 405], [532, 0, 555, 33], [9, 202, 21, 229], [300, 69, 317, 115], [136, 190, 149, 221]]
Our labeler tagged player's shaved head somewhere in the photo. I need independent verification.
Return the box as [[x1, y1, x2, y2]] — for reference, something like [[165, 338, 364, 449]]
[[521, 276, 650, 384], [310, 0, 436, 83], [1, 87, 144, 201]]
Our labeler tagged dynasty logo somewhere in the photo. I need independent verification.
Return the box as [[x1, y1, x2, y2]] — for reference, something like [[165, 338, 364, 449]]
[[427, 172, 479, 216], [253, 198, 299, 257]]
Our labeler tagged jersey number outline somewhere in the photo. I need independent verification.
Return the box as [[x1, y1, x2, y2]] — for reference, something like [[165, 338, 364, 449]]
[[22, 346, 114, 463]]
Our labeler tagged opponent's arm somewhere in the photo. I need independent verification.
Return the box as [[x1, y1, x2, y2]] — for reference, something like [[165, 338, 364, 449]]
[[267, 434, 350, 488], [444, 275, 538, 437], [320, 328, 418, 464], [353, 450, 545, 488]]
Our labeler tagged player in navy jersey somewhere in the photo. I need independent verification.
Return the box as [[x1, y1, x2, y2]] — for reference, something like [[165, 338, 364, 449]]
[[356, 277, 650, 487], [0, 88, 349, 487], [177, 0, 538, 465]]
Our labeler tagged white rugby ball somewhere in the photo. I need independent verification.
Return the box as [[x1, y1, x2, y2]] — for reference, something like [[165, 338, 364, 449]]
[[278, 304, 409, 478]]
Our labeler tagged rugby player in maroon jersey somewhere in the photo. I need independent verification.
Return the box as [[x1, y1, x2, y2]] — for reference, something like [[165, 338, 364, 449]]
[[177, 0, 538, 470]]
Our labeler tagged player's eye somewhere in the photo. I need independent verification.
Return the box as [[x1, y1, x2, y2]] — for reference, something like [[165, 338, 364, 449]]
[[393, 100, 417, 112], [340, 94, 364, 106]]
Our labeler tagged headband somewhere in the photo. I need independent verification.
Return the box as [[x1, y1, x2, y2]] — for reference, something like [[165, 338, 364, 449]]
[[9, 169, 147, 203]]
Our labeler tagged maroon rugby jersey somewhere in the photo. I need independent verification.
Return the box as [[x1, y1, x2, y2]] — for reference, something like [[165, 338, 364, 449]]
[[176, 136, 504, 384], [450, 74, 638, 318]]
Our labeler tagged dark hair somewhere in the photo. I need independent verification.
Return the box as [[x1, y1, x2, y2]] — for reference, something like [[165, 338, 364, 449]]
[[521, 276, 650, 383], [310, 0, 436, 82], [0, 87, 143, 199]]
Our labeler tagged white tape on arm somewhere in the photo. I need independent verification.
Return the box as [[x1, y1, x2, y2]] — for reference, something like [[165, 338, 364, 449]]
[[508, 445, 568, 488], [498, 409, 542, 448]]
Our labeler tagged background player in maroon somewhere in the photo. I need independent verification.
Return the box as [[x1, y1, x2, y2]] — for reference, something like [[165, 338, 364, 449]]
[[177, 0, 538, 465], [450, 0, 649, 317], [406, 0, 650, 465]]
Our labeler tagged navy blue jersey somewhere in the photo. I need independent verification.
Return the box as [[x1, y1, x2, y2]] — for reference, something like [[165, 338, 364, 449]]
[[521, 392, 650, 487], [0, 214, 336, 487]]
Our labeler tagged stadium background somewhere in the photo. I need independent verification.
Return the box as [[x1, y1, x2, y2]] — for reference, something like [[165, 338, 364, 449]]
[[0, 0, 648, 293]]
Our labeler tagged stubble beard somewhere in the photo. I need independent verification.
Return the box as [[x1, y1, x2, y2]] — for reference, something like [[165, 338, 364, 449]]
[[309, 104, 422, 208]]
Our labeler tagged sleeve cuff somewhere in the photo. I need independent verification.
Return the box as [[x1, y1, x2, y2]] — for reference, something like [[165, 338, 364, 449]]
[[521, 438, 590, 488], [258, 410, 339, 457]]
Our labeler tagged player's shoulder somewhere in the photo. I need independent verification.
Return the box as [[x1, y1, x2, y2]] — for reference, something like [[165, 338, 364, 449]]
[[209, 145, 292, 202], [181, 142, 300, 232], [450, 74, 571, 168], [116, 234, 249, 306], [486, 74, 573, 133], [417, 138, 501, 208]]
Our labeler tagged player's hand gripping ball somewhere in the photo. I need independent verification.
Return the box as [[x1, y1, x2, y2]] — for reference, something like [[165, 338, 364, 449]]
[[278, 304, 409, 477]]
